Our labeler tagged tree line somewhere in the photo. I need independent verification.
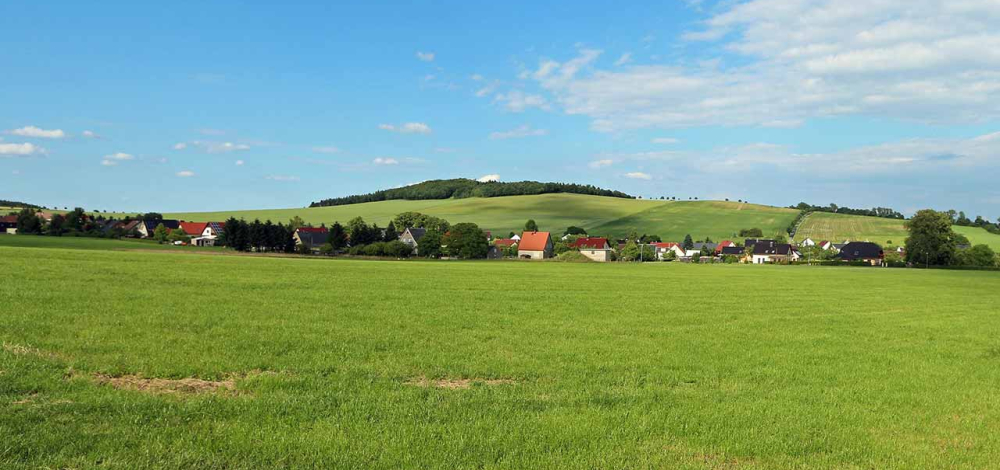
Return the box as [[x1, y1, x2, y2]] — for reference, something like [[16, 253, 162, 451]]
[[790, 202, 905, 220], [0, 200, 40, 209], [905, 210, 999, 268], [309, 179, 633, 207]]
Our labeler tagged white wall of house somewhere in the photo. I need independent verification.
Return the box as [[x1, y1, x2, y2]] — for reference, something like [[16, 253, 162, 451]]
[[579, 249, 610, 262], [518, 250, 548, 260]]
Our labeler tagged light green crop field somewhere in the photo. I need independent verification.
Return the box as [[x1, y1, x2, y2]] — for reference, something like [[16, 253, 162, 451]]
[[102, 195, 795, 241], [3, 244, 1000, 469], [589, 200, 797, 241], [0, 235, 224, 252], [797, 212, 1000, 250]]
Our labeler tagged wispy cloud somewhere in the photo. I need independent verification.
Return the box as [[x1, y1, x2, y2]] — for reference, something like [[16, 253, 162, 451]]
[[265, 175, 300, 181], [614, 53, 632, 66], [5, 126, 65, 139], [588, 159, 614, 169], [489, 125, 548, 140], [81, 130, 100, 139], [652, 138, 679, 144], [176, 170, 195, 177], [312, 146, 341, 154], [100, 152, 134, 166], [373, 157, 400, 165], [174, 141, 251, 153], [624, 171, 652, 180], [493, 90, 550, 112], [173, 142, 187, 150], [235, 160, 245, 166], [379, 122, 432, 134], [416, 51, 435, 62]]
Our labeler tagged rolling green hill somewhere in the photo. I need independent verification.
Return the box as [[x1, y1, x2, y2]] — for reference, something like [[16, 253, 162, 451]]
[[142, 195, 797, 242], [796, 212, 1000, 250]]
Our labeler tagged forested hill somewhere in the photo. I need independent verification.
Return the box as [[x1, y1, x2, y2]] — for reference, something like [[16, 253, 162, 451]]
[[0, 199, 40, 209], [309, 179, 634, 207]]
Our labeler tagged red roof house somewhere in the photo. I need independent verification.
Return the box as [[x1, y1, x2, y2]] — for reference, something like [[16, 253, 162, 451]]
[[517, 231, 553, 259], [570, 237, 610, 250], [494, 238, 518, 247], [178, 222, 209, 237]]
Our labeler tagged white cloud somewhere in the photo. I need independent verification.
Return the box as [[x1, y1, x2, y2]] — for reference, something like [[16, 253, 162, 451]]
[[235, 160, 245, 166], [625, 171, 653, 180], [489, 125, 548, 140], [493, 90, 550, 112], [6, 126, 65, 139], [176, 170, 195, 177], [652, 138, 679, 144], [416, 51, 435, 62], [589, 159, 614, 169], [373, 157, 400, 165], [100, 152, 134, 166], [379, 122, 432, 134], [173, 142, 187, 150], [614, 53, 633, 66], [312, 146, 341, 154], [471, 74, 484, 81], [206, 142, 250, 153], [81, 130, 99, 139], [521, 2, 1000, 131], [265, 175, 300, 181], [476, 174, 500, 182], [0, 142, 44, 156]]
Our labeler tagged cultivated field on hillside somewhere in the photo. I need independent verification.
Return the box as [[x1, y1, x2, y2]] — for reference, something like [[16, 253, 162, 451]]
[[589, 200, 797, 241], [104, 195, 796, 241], [797, 212, 1000, 250], [3, 245, 1000, 469], [0, 235, 224, 252]]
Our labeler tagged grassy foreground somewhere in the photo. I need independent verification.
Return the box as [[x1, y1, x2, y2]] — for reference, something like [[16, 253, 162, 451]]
[[3, 245, 1000, 469]]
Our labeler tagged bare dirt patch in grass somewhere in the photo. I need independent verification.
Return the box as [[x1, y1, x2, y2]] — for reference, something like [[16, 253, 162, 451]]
[[91, 373, 237, 395], [11, 393, 73, 406], [405, 376, 516, 390]]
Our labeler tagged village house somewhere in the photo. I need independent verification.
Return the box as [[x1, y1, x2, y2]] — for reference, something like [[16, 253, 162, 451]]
[[652, 242, 686, 260], [751, 241, 796, 264], [137, 219, 180, 238], [510, 234, 521, 242], [800, 238, 816, 247], [838, 242, 885, 266], [517, 231, 553, 260], [293, 227, 329, 252], [817, 240, 833, 250], [0, 215, 17, 234], [571, 237, 612, 262], [714, 240, 736, 254], [399, 227, 427, 255]]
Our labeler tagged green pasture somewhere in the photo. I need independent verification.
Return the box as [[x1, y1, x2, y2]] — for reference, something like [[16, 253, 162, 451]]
[[3, 244, 1000, 468], [797, 212, 1000, 250], [0, 235, 223, 252]]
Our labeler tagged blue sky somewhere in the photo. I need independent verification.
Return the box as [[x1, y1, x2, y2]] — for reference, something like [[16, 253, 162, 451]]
[[1, 0, 998, 219]]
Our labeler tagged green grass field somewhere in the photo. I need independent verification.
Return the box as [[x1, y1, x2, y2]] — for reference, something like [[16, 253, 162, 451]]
[[4, 243, 1000, 468], [797, 212, 1000, 250], [102, 195, 796, 242], [0, 234, 224, 252]]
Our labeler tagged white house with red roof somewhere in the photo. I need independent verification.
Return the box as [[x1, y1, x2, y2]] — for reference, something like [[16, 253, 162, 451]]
[[517, 231, 552, 260], [570, 237, 612, 262], [652, 242, 685, 260]]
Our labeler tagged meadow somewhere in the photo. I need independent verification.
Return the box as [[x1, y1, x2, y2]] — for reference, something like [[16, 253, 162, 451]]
[[3, 243, 1000, 469], [797, 212, 1000, 250], [102, 195, 797, 242]]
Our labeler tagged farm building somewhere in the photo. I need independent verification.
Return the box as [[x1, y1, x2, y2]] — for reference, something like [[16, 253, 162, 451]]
[[294, 227, 329, 252], [838, 242, 884, 266], [818, 240, 833, 250], [801, 238, 816, 247], [714, 240, 736, 254], [517, 231, 553, 260], [720, 246, 744, 257], [571, 237, 612, 262]]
